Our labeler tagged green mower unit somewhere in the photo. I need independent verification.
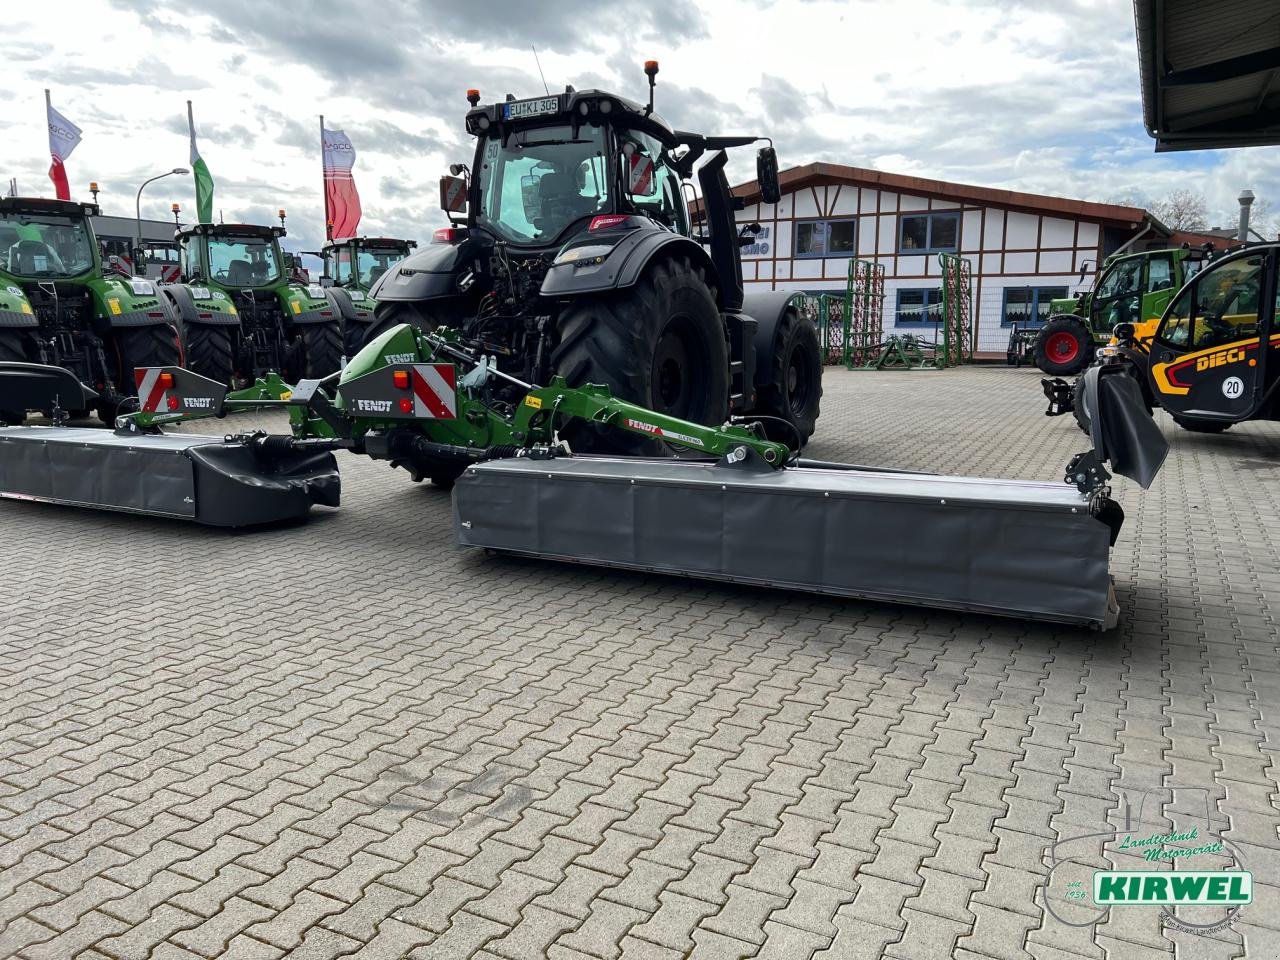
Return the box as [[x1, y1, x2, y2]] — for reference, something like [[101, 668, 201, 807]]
[[0, 314, 1168, 628], [0, 197, 181, 424], [316, 237, 417, 358], [161, 220, 343, 388]]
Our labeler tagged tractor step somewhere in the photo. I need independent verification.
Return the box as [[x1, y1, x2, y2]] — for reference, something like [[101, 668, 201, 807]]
[[0, 425, 340, 526], [452, 455, 1122, 629]]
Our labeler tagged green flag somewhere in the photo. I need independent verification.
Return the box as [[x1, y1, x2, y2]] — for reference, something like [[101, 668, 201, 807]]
[[187, 101, 214, 224]]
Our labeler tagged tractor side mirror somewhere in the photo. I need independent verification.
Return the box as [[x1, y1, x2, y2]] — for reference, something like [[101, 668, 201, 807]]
[[520, 174, 542, 221], [439, 175, 468, 216], [1113, 322, 1135, 343], [757, 146, 780, 205]]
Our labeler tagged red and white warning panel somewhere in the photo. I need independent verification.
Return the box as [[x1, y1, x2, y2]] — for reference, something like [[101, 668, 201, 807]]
[[339, 363, 458, 420], [136, 367, 227, 419]]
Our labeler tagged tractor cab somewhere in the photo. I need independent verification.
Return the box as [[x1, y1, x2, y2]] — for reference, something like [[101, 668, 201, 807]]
[[321, 237, 416, 294], [1146, 244, 1278, 428], [177, 222, 287, 289]]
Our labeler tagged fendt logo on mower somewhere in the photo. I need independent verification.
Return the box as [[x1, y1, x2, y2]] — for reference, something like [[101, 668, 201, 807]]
[[383, 353, 416, 364], [355, 399, 394, 413]]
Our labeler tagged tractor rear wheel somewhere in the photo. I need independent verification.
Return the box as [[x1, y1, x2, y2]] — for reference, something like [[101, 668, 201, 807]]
[[296, 323, 344, 379], [0, 329, 31, 425], [1172, 415, 1232, 434], [184, 324, 235, 386], [360, 302, 444, 350], [551, 256, 728, 455], [1034, 317, 1093, 376], [758, 308, 822, 447], [100, 324, 182, 423]]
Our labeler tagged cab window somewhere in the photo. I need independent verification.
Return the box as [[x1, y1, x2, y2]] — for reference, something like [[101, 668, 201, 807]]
[[1146, 255, 1174, 292], [1097, 258, 1142, 299], [619, 130, 688, 234], [1160, 255, 1262, 351]]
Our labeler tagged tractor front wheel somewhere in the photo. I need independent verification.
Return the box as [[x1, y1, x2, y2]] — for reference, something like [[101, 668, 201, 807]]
[[551, 256, 728, 455], [758, 308, 822, 447], [101, 324, 183, 423], [293, 323, 344, 380], [0, 329, 31, 425], [1033, 317, 1093, 376], [360, 302, 445, 350], [184, 324, 235, 386]]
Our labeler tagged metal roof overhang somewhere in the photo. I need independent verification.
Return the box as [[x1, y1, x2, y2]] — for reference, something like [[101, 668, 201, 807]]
[[1136, 0, 1280, 151]]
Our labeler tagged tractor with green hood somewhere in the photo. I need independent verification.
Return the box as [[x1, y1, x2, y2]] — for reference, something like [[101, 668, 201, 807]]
[[0, 196, 181, 424], [315, 236, 417, 358], [161, 219, 343, 387]]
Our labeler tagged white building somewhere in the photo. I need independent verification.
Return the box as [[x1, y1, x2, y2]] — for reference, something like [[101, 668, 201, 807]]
[[731, 163, 1186, 357]]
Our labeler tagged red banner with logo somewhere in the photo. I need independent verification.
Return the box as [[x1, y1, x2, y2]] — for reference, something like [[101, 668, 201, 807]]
[[322, 128, 361, 240]]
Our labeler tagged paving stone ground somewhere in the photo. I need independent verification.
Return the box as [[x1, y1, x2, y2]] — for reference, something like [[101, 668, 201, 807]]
[[0, 365, 1277, 960]]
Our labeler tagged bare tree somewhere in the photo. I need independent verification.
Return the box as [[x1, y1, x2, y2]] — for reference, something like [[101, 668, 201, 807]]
[[1150, 189, 1209, 230], [1247, 196, 1280, 241]]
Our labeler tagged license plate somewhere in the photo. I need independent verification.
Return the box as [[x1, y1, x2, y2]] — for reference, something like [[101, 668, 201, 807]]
[[503, 97, 559, 120]]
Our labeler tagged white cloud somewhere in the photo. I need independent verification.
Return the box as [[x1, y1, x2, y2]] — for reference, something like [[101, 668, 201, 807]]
[[2, 0, 1275, 256]]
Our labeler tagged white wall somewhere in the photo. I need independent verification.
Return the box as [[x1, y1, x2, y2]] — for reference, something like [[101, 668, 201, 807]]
[[738, 181, 1114, 354]]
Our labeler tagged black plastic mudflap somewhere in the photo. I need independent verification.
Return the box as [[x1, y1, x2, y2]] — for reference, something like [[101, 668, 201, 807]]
[[452, 457, 1121, 629], [0, 426, 339, 527]]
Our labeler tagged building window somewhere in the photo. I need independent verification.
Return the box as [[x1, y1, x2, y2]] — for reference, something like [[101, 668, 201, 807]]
[[896, 288, 942, 325], [898, 212, 960, 254], [1001, 286, 1070, 327], [794, 218, 856, 258]]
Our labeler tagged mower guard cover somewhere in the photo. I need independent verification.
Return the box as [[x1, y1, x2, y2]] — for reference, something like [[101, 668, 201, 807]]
[[1079, 365, 1168, 490], [0, 426, 339, 526], [0, 362, 99, 415]]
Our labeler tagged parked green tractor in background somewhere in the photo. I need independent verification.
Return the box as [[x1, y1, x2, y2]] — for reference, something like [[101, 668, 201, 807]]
[[316, 236, 417, 357], [0, 196, 181, 423], [367, 63, 824, 452], [161, 221, 343, 387], [1011, 245, 1213, 375]]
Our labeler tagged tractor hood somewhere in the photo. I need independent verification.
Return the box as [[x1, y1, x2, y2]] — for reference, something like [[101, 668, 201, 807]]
[[0, 267, 169, 329], [369, 240, 474, 302]]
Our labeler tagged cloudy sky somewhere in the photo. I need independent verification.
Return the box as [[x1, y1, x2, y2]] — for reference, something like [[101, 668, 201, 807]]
[[3, 0, 1277, 260]]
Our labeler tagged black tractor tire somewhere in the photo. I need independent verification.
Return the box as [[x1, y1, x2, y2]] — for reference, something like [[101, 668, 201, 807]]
[[184, 324, 236, 386], [551, 256, 728, 455], [1070, 374, 1092, 435], [100, 324, 183, 423], [1172, 415, 1232, 434], [1033, 316, 1093, 376], [0, 329, 31, 425], [757, 309, 822, 447], [361, 302, 444, 350], [293, 323, 345, 380]]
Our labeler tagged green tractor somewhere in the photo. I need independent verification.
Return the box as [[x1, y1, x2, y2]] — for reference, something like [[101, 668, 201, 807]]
[[316, 236, 417, 357], [1013, 246, 1213, 376], [160, 221, 343, 387], [366, 64, 824, 451], [0, 196, 181, 424]]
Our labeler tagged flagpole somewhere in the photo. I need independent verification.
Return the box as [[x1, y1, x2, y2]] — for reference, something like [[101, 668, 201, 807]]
[[320, 115, 329, 241]]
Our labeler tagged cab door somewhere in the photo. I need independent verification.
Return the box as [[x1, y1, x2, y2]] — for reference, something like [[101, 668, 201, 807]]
[[1089, 257, 1144, 333], [1148, 249, 1274, 422]]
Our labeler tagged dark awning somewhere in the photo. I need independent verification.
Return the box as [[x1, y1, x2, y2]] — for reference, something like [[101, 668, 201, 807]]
[[1136, 0, 1280, 151]]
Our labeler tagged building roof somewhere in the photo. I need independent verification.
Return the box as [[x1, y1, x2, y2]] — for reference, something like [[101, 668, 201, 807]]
[[728, 162, 1150, 225], [1134, 0, 1280, 151]]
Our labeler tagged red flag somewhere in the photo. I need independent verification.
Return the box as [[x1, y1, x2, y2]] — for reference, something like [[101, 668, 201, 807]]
[[322, 128, 361, 239], [46, 93, 81, 202]]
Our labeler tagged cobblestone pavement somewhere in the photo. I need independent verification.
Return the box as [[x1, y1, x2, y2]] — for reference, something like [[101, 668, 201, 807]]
[[0, 365, 1277, 960]]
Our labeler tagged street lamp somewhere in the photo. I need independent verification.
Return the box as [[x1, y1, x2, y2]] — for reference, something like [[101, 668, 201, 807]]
[[135, 167, 189, 269]]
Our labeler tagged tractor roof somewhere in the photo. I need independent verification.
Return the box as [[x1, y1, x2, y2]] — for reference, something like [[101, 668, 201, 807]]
[[466, 87, 678, 146], [322, 236, 417, 251], [177, 222, 285, 241], [0, 196, 100, 219]]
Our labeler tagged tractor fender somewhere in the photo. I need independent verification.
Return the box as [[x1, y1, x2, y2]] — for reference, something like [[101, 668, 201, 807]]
[[742, 290, 807, 388], [0, 279, 37, 329], [370, 240, 472, 303], [325, 287, 375, 325], [87, 276, 175, 328], [540, 230, 721, 305], [163, 284, 241, 326], [279, 284, 341, 326]]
